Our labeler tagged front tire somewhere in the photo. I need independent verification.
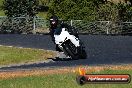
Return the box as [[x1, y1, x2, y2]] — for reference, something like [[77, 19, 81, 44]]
[[78, 41, 87, 59], [63, 43, 79, 59]]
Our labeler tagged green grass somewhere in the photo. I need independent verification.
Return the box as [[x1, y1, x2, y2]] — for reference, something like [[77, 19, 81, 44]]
[[0, 10, 5, 16], [0, 46, 55, 65], [0, 0, 5, 16], [0, 0, 4, 5], [37, 12, 48, 19], [0, 69, 131, 88]]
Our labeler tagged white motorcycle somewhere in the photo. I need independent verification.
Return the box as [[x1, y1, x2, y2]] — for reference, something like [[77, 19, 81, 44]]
[[54, 28, 87, 59]]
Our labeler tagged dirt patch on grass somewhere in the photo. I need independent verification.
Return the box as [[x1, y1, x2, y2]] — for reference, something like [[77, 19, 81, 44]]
[[0, 64, 132, 79], [84, 64, 132, 73], [0, 68, 70, 79]]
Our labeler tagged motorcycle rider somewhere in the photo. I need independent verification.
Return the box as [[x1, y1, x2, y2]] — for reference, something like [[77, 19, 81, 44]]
[[49, 15, 79, 52]]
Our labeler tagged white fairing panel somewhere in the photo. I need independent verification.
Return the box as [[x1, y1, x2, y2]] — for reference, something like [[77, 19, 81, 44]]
[[54, 28, 80, 47]]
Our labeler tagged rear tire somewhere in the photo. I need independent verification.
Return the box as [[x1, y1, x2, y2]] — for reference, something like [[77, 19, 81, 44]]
[[79, 50, 87, 59], [78, 41, 87, 59]]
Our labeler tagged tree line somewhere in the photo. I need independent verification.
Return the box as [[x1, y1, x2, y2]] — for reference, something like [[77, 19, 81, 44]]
[[47, 0, 132, 22], [2, 0, 132, 22]]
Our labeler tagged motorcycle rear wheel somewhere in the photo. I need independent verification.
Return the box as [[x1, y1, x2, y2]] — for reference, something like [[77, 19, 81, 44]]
[[79, 49, 87, 59]]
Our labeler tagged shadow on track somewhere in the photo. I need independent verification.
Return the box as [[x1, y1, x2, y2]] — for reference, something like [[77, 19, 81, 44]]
[[48, 57, 82, 61]]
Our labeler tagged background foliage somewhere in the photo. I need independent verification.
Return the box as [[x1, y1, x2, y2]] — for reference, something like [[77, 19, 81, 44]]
[[0, 0, 132, 34], [2, 0, 39, 17], [47, 0, 132, 21], [1, 0, 132, 21]]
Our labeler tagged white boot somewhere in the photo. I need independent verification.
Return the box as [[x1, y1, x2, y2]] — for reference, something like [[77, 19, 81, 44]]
[[57, 52, 70, 58]]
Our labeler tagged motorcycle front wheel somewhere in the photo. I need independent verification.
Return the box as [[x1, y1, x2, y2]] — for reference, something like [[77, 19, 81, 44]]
[[63, 43, 79, 60]]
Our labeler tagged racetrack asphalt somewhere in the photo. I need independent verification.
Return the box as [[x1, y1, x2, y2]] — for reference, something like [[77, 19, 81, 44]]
[[0, 34, 132, 70]]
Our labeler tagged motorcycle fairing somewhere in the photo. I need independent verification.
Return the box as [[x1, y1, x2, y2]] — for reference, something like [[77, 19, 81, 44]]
[[54, 28, 80, 47]]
